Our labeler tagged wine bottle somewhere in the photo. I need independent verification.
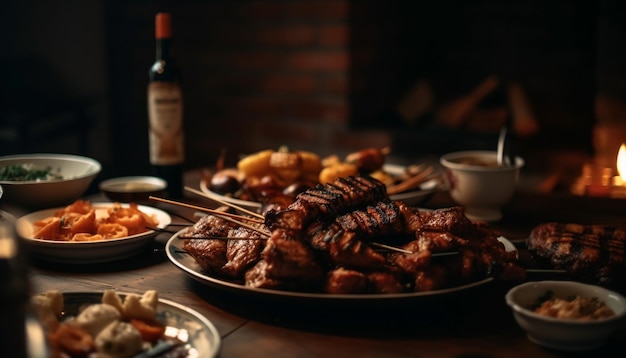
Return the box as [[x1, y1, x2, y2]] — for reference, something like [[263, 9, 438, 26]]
[[147, 12, 184, 198]]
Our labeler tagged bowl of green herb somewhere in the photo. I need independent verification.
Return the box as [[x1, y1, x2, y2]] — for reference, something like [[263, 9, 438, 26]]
[[0, 153, 101, 210]]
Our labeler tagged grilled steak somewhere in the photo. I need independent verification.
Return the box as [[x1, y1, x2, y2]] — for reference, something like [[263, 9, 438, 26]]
[[182, 211, 265, 279], [264, 175, 388, 231], [527, 222, 626, 286]]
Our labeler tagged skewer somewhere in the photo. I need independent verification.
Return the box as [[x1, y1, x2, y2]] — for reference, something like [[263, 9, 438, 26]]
[[185, 186, 265, 220], [177, 235, 268, 241], [386, 165, 436, 195], [370, 242, 413, 254], [149, 196, 264, 224], [146, 226, 179, 234], [149, 196, 270, 237]]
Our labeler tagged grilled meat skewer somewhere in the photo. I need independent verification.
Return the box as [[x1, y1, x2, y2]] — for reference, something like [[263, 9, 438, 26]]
[[264, 175, 388, 231], [181, 175, 525, 294]]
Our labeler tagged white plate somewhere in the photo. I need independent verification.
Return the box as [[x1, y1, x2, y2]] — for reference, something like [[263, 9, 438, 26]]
[[16, 203, 172, 263], [198, 164, 441, 211], [166, 229, 516, 308], [35, 291, 221, 357]]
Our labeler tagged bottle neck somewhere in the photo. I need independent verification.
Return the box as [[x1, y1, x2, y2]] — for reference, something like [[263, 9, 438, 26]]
[[156, 38, 172, 61]]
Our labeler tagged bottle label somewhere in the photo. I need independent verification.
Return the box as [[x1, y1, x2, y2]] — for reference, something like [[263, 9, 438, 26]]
[[148, 82, 184, 165]]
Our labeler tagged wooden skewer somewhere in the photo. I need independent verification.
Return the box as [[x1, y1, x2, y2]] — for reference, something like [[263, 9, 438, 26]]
[[221, 215, 271, 237], [184, 186, 265, 220], [146, 226, 179, 234], [178, 235, 268, 241], [370, 244, 461, 257], [386, 166, 435, 195], [149, 196, 264, 224], [370, 242, 413, 254], [149, 196, 270, 237]]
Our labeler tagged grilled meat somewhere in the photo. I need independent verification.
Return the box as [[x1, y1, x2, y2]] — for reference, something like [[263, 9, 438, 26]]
[[527, 222, 626, 286], [305, 200, 417, 269], [366, 270, 405, 293], [264, 175, 388, 231], [182, 238, 228, 276], [335, 200, 411, 238], [458, 237, 524, 282], [324, 267, 405, 294], [418, 206, 486, 239], [413, 265, 449, 292], [391, 231, 468, 274], [326, 229, 387, 269], [181, 175, 525, 294], [244, 260, 286, 290], [324, 267, 369, 294], [256, 229, 325, 283], [181, 213, 265, 279]]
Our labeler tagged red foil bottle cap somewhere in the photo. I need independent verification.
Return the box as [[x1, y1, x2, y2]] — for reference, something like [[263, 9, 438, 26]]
[[155, 12, 172, 39]]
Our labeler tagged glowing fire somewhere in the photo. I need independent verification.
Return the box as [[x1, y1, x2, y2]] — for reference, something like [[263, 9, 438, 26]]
[[618, 143, 626, 181]]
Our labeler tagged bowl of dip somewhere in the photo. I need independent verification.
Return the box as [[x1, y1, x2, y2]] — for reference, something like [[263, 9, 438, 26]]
[[100, 176, 167, 203], [505, 280, 626, 351]]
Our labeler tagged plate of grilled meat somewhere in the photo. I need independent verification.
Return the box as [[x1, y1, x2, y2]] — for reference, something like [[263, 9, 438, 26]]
[[200, 146, 443, 213], [526, 222, 626, 288], [200, 164, 442, 212], [167, 175, 525, 308]]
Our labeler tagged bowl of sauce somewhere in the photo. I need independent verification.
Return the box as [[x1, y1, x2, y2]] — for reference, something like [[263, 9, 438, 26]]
[[99, 176, 167, 203], [439, 150, 524, 222]]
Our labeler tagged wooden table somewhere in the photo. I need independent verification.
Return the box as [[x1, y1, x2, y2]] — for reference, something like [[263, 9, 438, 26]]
[[8, 170, 626, 358]]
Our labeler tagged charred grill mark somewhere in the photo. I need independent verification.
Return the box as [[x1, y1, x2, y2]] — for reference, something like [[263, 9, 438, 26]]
[[332, 201, 406, 239], [329, 177, 366, 201], [296, 189, 341, 216], [528, 222, 626, 285], [266, 175, 389, 231]]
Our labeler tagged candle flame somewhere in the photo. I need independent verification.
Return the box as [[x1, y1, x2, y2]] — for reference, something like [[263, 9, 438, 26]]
[[618, 143, 626, 181]]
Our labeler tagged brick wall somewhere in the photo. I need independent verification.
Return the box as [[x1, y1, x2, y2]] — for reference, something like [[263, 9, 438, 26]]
[[105, 1, 626, 179], [106, 0, 390, 175]]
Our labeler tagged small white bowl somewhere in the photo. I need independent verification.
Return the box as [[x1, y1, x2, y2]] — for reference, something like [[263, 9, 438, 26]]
[[99, 176, 167, 203], [440, 150, 524, 222], [505, 280, 626, 351], [0, 153, 101, 210]]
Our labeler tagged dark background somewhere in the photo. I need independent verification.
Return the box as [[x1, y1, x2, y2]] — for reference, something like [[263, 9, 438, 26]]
[[2, 0, 626, 189]]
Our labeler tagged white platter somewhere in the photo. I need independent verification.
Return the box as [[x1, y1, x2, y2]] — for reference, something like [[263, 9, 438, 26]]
[[34, 291, 221, 357], [16, 203, 171, 263], [199, 163, 441, 212], [166, 229, 516, 309]]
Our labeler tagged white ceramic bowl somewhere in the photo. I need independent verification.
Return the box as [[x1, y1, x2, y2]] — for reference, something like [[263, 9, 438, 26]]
[[439, 150, 524, 222], [505, 280, 626, 351], [0, 153, 101, 210], [99, 176, 167, 203]]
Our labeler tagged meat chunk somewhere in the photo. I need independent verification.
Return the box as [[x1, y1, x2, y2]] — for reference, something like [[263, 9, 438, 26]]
[[527, 222, 626, 286], [244, 260, 287, 290], [324, 267, 368, 294], [181, 213, 265, 279], [182, 239, 228, 276], [327, 230, 387, 270], [260, 229, 325, 284]]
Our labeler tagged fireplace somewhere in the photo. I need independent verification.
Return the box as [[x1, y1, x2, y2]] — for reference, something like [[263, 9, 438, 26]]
[[349, 1, 626, 194]]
